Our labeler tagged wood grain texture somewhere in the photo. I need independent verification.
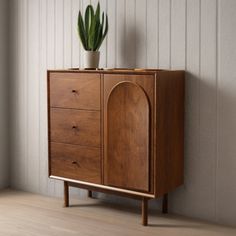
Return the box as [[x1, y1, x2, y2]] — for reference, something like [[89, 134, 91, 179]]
[[64, 181, 69, 207], [103, 73, 155, 193], [155, 70, 185, 197], [55, 176, 154, 198], [105, 81, 150, 192], [49, 72, 100, 110], [142, 198, 148, 226], [50, 142, 101, 184], [48, 70, 184, 210], [1, 190, 236, 236], [50, 108, 101, 147]]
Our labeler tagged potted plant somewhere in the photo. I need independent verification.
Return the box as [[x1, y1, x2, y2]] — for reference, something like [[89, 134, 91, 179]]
[[78, 2, 108, 69]]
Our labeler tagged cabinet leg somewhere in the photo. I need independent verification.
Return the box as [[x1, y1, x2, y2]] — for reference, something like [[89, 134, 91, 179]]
[[141, 198, 148, 226], [64, 181, 69, 207], [88, 190, 93, 198], [162, 193, 168, 214]]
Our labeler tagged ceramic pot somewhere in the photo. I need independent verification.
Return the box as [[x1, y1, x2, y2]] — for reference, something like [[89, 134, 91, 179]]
[[84, 50, 100, 69]]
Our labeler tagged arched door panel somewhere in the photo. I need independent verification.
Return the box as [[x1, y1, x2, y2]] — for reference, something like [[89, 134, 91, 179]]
[[104, 81, 150, 192]]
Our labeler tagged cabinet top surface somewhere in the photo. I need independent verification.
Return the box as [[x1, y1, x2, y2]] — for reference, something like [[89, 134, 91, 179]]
[[48, 68, 184, 75]]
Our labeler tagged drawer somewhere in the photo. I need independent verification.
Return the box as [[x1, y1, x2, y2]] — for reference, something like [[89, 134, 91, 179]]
[[50, 108, 100, 147], [49, 73, 100, 110], [50, 142, 101, 184]]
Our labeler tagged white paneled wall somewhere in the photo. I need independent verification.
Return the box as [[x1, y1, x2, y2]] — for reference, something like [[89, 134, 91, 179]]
[[0, 0, 9, 189], [9, 0, 236, 226]]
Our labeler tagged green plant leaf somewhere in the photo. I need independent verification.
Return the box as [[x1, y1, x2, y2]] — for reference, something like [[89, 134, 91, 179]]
[[77, 2, 108, 51], [78, 11, 88, 50], [96, 14, 108, 51], [94, 24, 103, 51], [85, 5, 94, 35], [95, 2, 100, 23]]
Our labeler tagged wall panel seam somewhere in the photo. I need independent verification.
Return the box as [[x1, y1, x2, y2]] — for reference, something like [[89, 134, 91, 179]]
[[215, 0, 220, 223]]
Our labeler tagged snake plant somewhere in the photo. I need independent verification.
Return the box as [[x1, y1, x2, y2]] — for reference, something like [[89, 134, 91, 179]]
[[78, 2, 108, 51]]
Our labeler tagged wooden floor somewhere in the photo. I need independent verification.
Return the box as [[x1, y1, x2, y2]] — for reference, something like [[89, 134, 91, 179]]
[[0, 189, 235, 236]]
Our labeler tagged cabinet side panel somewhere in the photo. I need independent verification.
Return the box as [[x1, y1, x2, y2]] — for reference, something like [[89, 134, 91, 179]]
[[155, 71, 185, 197]]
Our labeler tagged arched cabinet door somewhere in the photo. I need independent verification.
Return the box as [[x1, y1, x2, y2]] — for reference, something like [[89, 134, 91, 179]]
[[104, 75, 153, 192]]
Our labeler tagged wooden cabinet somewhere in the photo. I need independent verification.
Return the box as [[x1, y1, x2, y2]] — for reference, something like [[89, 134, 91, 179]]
[[47, 69, 185, 226]]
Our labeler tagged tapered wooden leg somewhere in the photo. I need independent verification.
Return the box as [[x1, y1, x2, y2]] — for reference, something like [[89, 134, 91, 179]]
[[142, 198, 148, 226], [64, 181, 69, 207], [162, 193, 168, 214], [88, 190, 93, 198]]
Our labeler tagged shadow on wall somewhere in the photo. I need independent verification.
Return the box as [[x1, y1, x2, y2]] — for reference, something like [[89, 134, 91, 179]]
[[116, 25, 143, 68], [169, 71, 219, 222]]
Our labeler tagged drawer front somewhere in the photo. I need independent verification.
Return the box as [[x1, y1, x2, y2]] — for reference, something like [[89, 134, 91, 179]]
[[50, 108, 100, 147], [49, 73, 100, 110], [50, 142, 101, 184]]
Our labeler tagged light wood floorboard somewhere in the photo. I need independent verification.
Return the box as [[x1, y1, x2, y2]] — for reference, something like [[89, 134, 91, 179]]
[[0, 189, 235, 236]]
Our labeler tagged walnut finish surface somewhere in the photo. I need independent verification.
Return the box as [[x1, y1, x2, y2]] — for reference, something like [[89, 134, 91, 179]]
[[50, 108, 100, 148], [50, 142, 101, 184], [103, 73, 155, 194], [47, 69, 185, 226], [50, 73, 100, 110], [105, 81, 150, 192]]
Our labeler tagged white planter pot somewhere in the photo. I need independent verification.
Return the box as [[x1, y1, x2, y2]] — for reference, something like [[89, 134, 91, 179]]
[[83, 51, 100, 69]]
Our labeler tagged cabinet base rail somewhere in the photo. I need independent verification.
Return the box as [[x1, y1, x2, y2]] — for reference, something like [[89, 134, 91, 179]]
[[63, 181, 168, 226]]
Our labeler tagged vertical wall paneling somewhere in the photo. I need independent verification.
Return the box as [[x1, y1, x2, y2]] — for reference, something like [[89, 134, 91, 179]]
[[27, 0, 40, 192], [9, 0, 236, 226], [135, 0, 147, 68], [199, 0, 217, 220], [16, 0, 24, 189], [146, 0, 158, 68], [9, 0, 19, 188], [54, 0, 64, 197], [64, 0, 72, 68], [46, 0, 56, 196], [107, 0, 116, 68], [0, 0, 9, 188], [16, 0, 28, 190], [217, 0, 236, 226], [125, 0, 136, 68], [158, 0, 171, 69], [55, 0, 64, 69], [170, 0, 186, 69], [170, 0, 202, 218], [47, 0, 55, 70], [10, 0, 19, 188], [39, 0, 48, 195], [116, 0, 125, 67], [71, 0, 80, 68], [14, 0, 28, 190], [22, 0, 28, 190]]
